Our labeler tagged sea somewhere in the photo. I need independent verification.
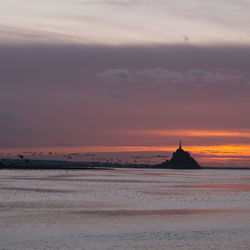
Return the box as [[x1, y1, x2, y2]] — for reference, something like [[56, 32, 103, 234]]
[[1, 168, 250, 250]]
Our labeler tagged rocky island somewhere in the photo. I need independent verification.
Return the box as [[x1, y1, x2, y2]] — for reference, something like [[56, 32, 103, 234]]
[[158, 141, 201, 169]]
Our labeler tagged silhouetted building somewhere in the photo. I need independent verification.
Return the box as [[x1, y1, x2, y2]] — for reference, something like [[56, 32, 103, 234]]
[[159, 141, 201, 169]]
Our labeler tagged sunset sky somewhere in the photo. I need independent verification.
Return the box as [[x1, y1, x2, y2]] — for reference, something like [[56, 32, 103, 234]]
[[1, 0, 250, 167]]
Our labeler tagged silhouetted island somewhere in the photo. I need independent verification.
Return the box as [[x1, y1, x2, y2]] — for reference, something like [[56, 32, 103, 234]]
[[158, 141, 201, 169]]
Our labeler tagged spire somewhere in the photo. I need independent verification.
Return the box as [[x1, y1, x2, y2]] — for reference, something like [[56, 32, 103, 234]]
[[179, 139, 182, 149]]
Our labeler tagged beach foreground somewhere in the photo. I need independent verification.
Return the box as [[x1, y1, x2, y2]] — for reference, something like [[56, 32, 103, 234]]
[[1, 168, 250, 249]]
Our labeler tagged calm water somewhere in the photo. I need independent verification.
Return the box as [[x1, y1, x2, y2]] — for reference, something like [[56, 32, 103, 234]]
[[1, 168, 250, 249]]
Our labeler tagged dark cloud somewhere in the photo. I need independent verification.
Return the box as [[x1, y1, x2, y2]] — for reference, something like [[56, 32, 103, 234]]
[[3, 127, 32, 137], [97, 67, 240, 84], [24, 88, 41, 95], [0, 112, 13, 121], [0, 88, 42, 102], [97, 68, 135, 81], [106, 91, 127, 99], [136, 67, 229, 82], [187, 70, 234, 82], [188, 69, 211, 77], [136, 67, 182, 80]]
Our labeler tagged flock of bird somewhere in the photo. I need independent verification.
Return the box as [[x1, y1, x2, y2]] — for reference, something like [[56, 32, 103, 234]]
[[0, 151, 169, 165]]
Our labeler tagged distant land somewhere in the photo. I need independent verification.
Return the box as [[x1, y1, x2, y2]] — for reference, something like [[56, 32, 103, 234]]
[[1, 159, 250, 170], [1, 141, 250, 170]]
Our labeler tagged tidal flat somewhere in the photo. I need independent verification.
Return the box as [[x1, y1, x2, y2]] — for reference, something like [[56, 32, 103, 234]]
[[1, 169, 250, 250]]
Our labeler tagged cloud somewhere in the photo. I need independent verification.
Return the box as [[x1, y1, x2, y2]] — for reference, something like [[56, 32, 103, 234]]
[[78, 0, 135, 6], [106, 91, 126, 99], [1, 0, 250, 46], [98, 67, 184, 82], [188, 69, 239, 82], [23, 88, 41, 95], [1, 127, 32, 136], [98, 67, 238, 84], [136, 67, 182, 80], [188, 69, 211, 77], [137, 68, 235, 82], [0, 24, 87, 45], [0, 88, 42, 101], [97, 68, 135, 81], [0, 112, 13, 121], [21, 128, 32, 135]]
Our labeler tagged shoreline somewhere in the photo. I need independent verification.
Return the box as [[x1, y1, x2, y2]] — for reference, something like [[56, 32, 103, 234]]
[[1, 165, 250, 171], [1, 158, 250, 170]]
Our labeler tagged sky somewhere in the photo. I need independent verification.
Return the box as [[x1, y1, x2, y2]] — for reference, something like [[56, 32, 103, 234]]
[[1, 0, 250, 167]]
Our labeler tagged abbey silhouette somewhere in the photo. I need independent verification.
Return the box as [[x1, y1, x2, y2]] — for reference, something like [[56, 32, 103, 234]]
[[159, 141, 201, 169]]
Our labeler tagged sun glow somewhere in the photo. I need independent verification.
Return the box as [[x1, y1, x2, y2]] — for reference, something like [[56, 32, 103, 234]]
[[2, 129, 250, 167], [125, 129, 250, 138], [2, 144, 250, 167], [2, 144, 250, 157]]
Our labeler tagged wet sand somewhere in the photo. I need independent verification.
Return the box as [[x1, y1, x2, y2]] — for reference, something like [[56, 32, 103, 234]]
[[1, 169, 250, 249]]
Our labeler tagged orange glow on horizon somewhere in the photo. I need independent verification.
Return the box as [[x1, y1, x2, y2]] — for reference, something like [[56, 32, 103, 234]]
[[2, 144, 250, 157], [2, 144, 250, 166], [123, 129, 250, 138]]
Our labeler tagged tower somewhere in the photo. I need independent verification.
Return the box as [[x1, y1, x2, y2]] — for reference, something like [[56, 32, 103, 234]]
[[179, 139, 182, 150]]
